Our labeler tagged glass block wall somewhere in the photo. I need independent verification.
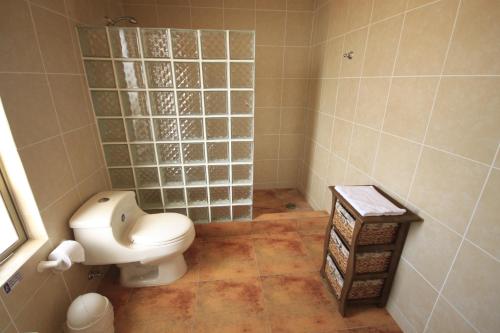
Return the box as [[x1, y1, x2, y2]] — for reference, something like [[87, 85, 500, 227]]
[[77, 27, 255, 223]]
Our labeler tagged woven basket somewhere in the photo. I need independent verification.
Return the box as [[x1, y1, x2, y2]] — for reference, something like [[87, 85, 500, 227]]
[[325, 255, 343, 299], [329, 230, 392, 274], [333, 202, 399, 246]]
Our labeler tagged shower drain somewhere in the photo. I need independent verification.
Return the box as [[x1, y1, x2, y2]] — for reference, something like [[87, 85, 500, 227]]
[[285, 203, 297, 209]]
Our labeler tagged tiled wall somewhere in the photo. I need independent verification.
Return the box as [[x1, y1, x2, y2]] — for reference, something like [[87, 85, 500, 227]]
[[300, 0, 500, 332], [0, 1, 123, 332], [121, 0, 316, 189]]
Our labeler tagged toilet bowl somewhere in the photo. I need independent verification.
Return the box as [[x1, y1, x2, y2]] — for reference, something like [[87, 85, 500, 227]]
[[69, 191, 195, 287]]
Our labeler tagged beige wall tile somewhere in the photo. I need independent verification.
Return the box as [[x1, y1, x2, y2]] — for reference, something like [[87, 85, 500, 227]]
[[403, 212, 461, 289], [0, 299, 11, 332], [31, 6, 79, 73], [63, 263, 94, 299], [280, 108, 305, 134], [344, 164, 372, 185], [318, 79, 337, 115], [286, 12, 313, 46], [64, 126, 102, 182], [224, 9, 255, 30], [0, 73, 60, 148], [312, 2, 330, 44], [31, 0, 66, 14], [279, 134, 304, 160], [255, 46, 284, 78], [311, 111, 333, 147], [328, 0, 349, 38], [255, 78, 282, 107], [190, 0, 223, 7], [348, 125, 378, 174], [444, 0, 500, 74], [305, 170, 326, 207], [466, 168, 500, 260], [256, 0, 286, 10], [373, 134, 420, 198], [190, 7, 223, 29], [284, 47, 310, 78], [225, 0, 255, 9], [426, 77, 500, 164], [383, 76, 438, 142], [14, 274, 71, 333], [278, 160, 299, 185], [48, 74, 91, 132], [256, 10, 286, 46], [282, 79, 308, 107], [390, 260, 438, 332], [0, 0, 43, 72], [355, 78, 390, 130], [330, 118, 353, 159], [287, 0, 314, 10], [77, 168, 109, 202], [323, 37, 343, 78], [395, 0, 459, 75], [372, 0, 407, 22], [407, 0, 438, 10], [255, 134, 279, 160], [157, 6, 191, 28], [346, 0, 374, 31], [340, 28, 368, 77], [254, 159, 278, 183], [123, 5, 159, 27], [443, 241, 500, 333], [408, 147, 488, 235], [41, 189, 81, 244], [327, 154, 346, 185], [255, 108, 280, 134], [335, 78, 359, 121], [310, 143, 329, 176], [427, 297, 476, 333], [363, 15, 403, 76]]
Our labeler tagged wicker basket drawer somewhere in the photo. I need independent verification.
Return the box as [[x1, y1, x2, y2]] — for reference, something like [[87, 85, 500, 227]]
[[333, 202, 399, 246], [329, 229, 392, 274], [325, 255, 385, 300]]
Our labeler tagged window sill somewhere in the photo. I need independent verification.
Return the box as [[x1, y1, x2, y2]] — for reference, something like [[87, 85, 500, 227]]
[[0, 239, 47, 286]]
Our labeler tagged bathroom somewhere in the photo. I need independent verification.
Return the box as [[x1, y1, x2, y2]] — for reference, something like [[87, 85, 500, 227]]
[[0, 0, 499, 332]]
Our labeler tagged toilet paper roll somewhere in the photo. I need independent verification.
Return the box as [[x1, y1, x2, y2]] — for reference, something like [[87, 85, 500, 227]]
[[37, 240, 85, 272]]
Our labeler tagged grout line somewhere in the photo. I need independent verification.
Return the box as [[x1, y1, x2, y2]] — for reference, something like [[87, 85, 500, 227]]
[[439, 294, 481, 333], [0, 294, 19, 332]]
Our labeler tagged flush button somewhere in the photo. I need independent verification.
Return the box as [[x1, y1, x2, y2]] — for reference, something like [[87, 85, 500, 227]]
[[98, 197, 110, 203], [121, 214, 126, 222]]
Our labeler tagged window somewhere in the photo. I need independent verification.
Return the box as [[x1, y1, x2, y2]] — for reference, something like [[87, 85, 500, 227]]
[[0, 162, 27, 263]]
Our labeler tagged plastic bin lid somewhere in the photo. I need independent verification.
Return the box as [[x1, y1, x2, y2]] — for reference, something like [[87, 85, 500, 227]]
[[67, 293, 110, 329]]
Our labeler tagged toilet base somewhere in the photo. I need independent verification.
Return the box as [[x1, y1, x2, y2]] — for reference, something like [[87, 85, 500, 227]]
[[118, 254, 188, 287]]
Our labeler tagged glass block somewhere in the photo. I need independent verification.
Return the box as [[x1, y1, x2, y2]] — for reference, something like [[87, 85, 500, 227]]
[[149, 91, 176, 115], [182, 143, 205, 163], [98, 119, 126, 142], [115, 61, 145, 88], [135, 167, 160, 187], [232, 164, 252, 184], [174, 62, 200, 88], [231, 117, 253, 139], [157, 143, 181, 164], [231, 91, 253, 114], [205, 118, 228, 140], [187, 187, 207, 205], [201, 30, 226, 59], [126, 119, 153, 141], [208, 165, 229, 184], [145, 208, 164, 214], [166, 207, 187, 215], [121, 91, 149, 116], [211, 206, 231, 222], [138, 189, 163, 209], [179, 118, 203, 141], [184, 166, 206, 185], [153, 118, 178, 141], [160, 166, 183, 186], [163, 188, 185, 208], [189, 207, 209, 223], [84, 61, 115, 88], [232, 186, 252, 203], [78, 27, 109, 57], [229, 31, 254, 60], [207, 142, 228, 162], [233, 205, 252, 221], [109, 168, 135, 188], [91, 91, 121, 116], [146, 62, 173, 88], [202, 63, 227, 88], [171, 30, 198, 59], [103, 144, 130, 166], [210, 187, 229, 204], [231, 141, 252, 162], [177, 91, 201, 115], [130, 144, 156, 165], [141, 28, 170, 58], [109, 28, 140, 58], [230, 63, 254, 88], [204, 91, 227, 115]]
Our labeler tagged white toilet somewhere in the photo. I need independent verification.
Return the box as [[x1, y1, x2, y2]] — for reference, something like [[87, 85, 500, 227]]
[[69, 191, 195, 287]]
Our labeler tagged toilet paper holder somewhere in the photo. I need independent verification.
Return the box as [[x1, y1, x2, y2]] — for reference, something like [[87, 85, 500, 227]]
[[37, 240, 85, 273]]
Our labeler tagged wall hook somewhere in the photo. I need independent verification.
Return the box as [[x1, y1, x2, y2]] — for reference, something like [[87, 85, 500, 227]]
[[343, 51, 354, 60]]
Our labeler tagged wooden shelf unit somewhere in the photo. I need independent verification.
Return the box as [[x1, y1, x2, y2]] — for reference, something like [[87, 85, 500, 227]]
[[320, 185, 422, 316]]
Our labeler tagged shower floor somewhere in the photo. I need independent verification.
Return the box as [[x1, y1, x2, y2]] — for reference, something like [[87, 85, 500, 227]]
[[252, 188, 313, 218]]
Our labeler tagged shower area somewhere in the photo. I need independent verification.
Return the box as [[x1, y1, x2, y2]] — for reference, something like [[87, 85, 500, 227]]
[[77, 26, 255, 223]]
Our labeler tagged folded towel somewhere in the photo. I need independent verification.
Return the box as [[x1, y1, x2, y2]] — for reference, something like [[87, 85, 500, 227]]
[[335, 185, 406, 217]]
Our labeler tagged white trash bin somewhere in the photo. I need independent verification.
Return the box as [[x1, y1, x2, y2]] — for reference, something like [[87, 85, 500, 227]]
[[66, 293, 114, 333]]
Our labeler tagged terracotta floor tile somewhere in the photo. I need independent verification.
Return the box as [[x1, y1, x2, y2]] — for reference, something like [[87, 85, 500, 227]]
[[342, 306, 400, 329], [257, 254, 318, 276], [195, 221, 252, 238], [193, 312, 271, 333], [253, 233, 309, 257], [296, 216, 330, 235], [196, 277, 265, 316], [269, 306, 348, 333], [199, 258, 260, 281], [115, 319, 193, 333], [251, 219, 298, 234], [200, 237, 256, 262], [336, 324, 402, 333]]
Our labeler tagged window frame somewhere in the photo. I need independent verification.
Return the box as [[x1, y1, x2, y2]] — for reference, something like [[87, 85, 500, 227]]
[[0, 162, 27, 264]]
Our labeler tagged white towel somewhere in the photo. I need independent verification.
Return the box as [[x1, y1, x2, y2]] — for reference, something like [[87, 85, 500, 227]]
[[335, 185, 406, 217]]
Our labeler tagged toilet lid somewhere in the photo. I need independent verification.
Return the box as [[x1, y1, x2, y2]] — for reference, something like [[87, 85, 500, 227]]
[[129, 213, 193, 246]]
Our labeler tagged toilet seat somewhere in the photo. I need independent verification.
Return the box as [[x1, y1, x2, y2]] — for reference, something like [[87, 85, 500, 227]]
[[129, 213, 193, 246]]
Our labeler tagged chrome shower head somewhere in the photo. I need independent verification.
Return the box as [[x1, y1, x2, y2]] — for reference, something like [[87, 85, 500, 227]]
[[105, 16, 138, 26]]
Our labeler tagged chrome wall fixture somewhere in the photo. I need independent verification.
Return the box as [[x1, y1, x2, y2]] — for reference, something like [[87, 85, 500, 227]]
[[343, 51, 354, 59]]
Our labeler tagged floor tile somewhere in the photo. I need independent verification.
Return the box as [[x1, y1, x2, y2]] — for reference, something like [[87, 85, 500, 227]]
[[251, 219, 298, 234], [296, 216, 330, 235], [193, 312, 271, 333]]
